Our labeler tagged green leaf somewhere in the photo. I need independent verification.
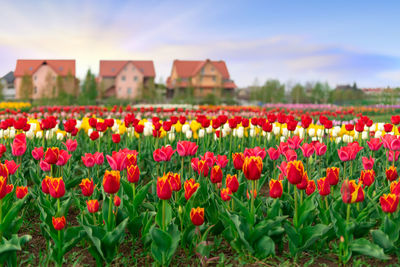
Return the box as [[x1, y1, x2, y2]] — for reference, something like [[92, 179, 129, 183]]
[[155, 201, 172, 228], [255, 236, 275, 258], [150, 227, 172, 253], [297, 195, 316, 227], [371, 230, 394, 252], [0, 199, 24, 234], [299, 224, 330, 251], [350, 238, 390, 260], [133, 182, 151, 210]]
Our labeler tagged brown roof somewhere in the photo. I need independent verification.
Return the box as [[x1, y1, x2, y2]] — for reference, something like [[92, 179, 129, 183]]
[[172, 59, 231, 79], [99, 60, 155, 77], [14, 60, 75, 77]]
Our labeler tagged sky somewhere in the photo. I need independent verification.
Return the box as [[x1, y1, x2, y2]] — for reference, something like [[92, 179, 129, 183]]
[[1, 0, 400, 88]]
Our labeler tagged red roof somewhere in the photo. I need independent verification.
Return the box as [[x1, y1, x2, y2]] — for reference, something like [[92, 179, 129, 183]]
[[172, 59, 231, 79], [99, 60, 155, 77], [14, 60, 75, 77]]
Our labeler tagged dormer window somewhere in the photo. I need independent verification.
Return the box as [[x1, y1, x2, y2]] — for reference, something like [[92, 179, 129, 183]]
[[59, 66, 63, 71], [111, 67, 116, 72], [29, 67, 33, 71], [121, 76, 126, 81]]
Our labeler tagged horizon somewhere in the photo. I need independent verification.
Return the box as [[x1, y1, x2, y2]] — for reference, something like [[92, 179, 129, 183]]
[[1, 0, 400, 88]]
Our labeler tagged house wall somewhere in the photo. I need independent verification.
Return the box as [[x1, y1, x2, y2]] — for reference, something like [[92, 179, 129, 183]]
[[32, 65, 58, 99], [115, 62, 144, 99]]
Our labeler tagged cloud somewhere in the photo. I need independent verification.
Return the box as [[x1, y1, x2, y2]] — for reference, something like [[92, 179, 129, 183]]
[[0, 1, 399, 88]]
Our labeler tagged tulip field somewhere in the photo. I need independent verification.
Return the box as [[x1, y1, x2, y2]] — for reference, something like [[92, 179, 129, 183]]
[[1, 104, 400, 266]]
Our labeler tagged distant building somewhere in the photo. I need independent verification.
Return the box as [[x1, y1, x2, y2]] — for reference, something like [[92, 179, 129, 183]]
[[166, 59, 236, 98], [98, 60, 155, 99], [361, 87, 385, 95], [14, 60, 76, 99], [0, 71, 15, 99]]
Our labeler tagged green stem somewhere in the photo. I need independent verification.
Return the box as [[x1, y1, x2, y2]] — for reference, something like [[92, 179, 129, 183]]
[[346, 204, 351, 225], [132, 183, 136, 200], [180, 157, 184, 178], [57, 198, 61, 215], [294, 186, 298, 227], [250, 180, 255, 217], [162, 200, 166, 231], [108, 194, 113, 231]]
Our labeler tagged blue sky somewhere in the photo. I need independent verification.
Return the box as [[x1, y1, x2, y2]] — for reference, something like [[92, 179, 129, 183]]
[[1, 0, 400, 88]]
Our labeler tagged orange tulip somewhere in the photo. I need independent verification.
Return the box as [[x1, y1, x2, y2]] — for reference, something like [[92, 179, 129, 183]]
[[386, 166, 398, 181], [86, 199, 99, 213], [210, 165, 223, 184], [44, 147, 60, 165], [0, 176, 7, 199], [341, 180, 364, 204], [360, 169, 375, 187], [127, 165, 140, 183], [232, 153, 245, 170], [79, 178, 95, 196], [226, 174, 239, 193], [220, 187, 232, 201], [317, 177, 331, 196], [15, 186, 28, 199], [326, 167, 339, 186], [287, 161, 304, 185]]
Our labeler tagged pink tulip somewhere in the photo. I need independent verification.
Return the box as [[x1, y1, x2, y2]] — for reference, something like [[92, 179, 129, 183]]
[[267, 147, 280, 160], [32, 147, 44, 161], [338, 147, 350, 162], [362, 156, 375, 170], [284, 149, 297, 162], [387, 151, 400, 162], [300, 143, 315, 158], [5, 160, 20, 175], [94, 152, 104, 165], [153, 145, 176, 162], [56, 150, 71, 166], [278, 142, 289, 154], [40, 160, 51, 172], [82, 153, 96, 168], [12, 133, 27, 157], [200, 152, 216, 167], [191, 158, 199, 173], [243, 147, 266, 159], [367, 138, 383, 151], [216, 155, 229, 168], [63, 139, 78, 152], [106, 150, 128, 170], [177, 141, 198, 157], [381, 135, 400, 151], [287, 136, 303, 150], [314, 141, 327, 156], [277, 161, 288, 177]]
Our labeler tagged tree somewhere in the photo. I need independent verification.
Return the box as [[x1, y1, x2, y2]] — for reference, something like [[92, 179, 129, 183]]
[[82, 69, 97, 101], [311, 82, 325, 104], [0, 81, 4, 101], [254, 79, 285, 103], [19, 74, 33, 100], [290, 84, 305, 103]]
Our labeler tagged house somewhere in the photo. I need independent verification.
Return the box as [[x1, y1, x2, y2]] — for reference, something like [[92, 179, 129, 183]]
[[166, 59, 236, 98], [0, 71, 16, 99], [14, 60, 76, 99], [98, 60, 156, 99]]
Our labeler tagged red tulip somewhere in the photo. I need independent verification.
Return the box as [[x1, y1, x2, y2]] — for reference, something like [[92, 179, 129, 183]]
[[284, 149, 298, 162], [106, 150, 128, 171], [220, 187, 232, 201], [386, 166, 398, 181], [103, 170, 121, 194], [157, 174, 172, 200], [89, 131, 99, 141], [56, 150, 71, 166], [87, 199, 99, 213], [243, 147, 266, 160], [15, 186, 28, 199], [216, 155, 229, 169], [210, 165, 223, 184], [41, 176, 51, 194], [341, 180, 364, 204], [169, 173, 181, 191], [48, 177, 65, 198], [380, 193, 399, 213], [79, 178, 95, 197], [360, 169, 375, 187], [190, 207, 204, 226], [94, 152, 104, 165], [52, 216, 66, 230], [184, 179, 199, 201], [127, 165, 140, 183], [269, 179, 283, 198], [226, 174, 239, 193], [0, 176, 7, 199], [44, 147, 60, 165], [112, 134, 121, 144], [40, 160, 51, 172], [232, 153, 245, 170], [326, 167, 339, 186], [114, 195, 121, 207], [306, 180, 316, 195], [317, 177, 331, 196], [297, 172, 309, 190], [362, 156, 375, 170], [391, 181, 400, 195], [242, 156, 263, 180], [287, 160, 304, 185]]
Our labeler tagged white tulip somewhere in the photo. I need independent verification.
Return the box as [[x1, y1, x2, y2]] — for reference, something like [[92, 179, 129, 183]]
[[282, 128, 288, 137], [185, 130, 192, 139], [198, 129, 205, 138], [237, 127, 244, 138], [362, 131, 368, 140], [375, 131, 382, 138], [206, 126, 213, 134], [280, 136, 286, 142], [57, 133, 64, 140], [377, 123, 384, 131], [273, 126, 280, 136], [317, 128, 323, 138], [76, 120, 82, 129], [9, 129, 15, 138], [36, 131, 43, 138], [308, 128, 315, 137], [182, 124, 190, 134], [312, 137, 317, 141], [29, 123, 37, 131], [168, 132, 175, 142], [335, 137, 342, 144], [143, 127, 152, 137], [249, 129, 255, 137], [88, 128, 93, 137], [26, 130, 34, 139]]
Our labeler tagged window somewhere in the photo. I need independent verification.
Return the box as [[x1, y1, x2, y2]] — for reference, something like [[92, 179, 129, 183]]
[[53, 76, 56, 81], [121, 76, 126, 81], [29, 67, 33, 71], [34, 76, 37, 81], [212, 76, 216, 82], [132, 66, 135, 71], [59, 66, 63, 71], [111, 67, 116, 72], [124, 66, 127, 71], [211, 67, 215, 72], [134, 76, 138, 81], [128, 87, 132, 95], [201, 68, 205, 74], [34, 87, 37, 94]]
